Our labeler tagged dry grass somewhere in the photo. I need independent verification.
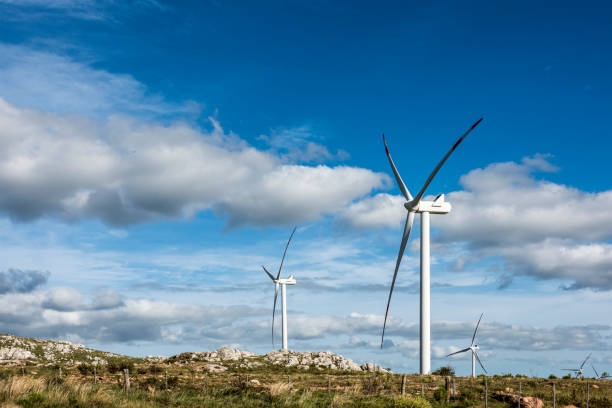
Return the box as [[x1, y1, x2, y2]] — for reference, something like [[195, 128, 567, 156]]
[[0, 376, 45, 401], [269, 381, 291, 396]]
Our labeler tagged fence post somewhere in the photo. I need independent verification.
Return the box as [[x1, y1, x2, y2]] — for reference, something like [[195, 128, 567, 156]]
[[518, 381, 522, 408], [452, 377, 456, 400], [402, 374, 407, 396], [445, 376, 450, 402], [328, 375, 331, 393], [59, 366, 62, 380], [485, 377, 488, 408], [287, 375, 290, 388], [205, 372, 209, 394], [421, 383, 425, 396], [21, 365, 25, 377], [246, 374, 249, 390], [164, 370, 168, 390], [94, 366, 97, 384], [123, 369, 130, 392], [586, 381, 589, 408], [552, 382, 556, 408]]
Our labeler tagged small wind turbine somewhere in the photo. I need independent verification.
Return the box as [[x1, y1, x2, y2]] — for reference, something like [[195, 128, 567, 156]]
[[447, 313, 487, 378], [380, 118, 483, 375], [561, 353, 591, 379], [592, 364, 611, 379], [262, 227, 297, 351]]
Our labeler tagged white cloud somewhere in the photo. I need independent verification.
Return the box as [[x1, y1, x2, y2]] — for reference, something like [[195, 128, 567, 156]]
[[0, 44, 195, 119], [339, 155, 612, 290], [258, 126, 349, 163], [0, 98, 387, 226]]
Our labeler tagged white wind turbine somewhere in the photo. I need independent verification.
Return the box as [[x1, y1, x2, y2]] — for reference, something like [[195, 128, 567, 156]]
[[262, 227, 297, 351], [380, 118, 483, 375], [446, 313, 487, 378], [592, 364, 611, 379], [561, 353, 591, 379]]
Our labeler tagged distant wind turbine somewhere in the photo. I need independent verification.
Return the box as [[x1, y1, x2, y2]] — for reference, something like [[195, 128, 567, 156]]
[[561, 353, 591, 379], [447, 313, 487, 378], [592, 364, 611, 379], [380, 118, 483, 374], [262, 227, 297, 351]]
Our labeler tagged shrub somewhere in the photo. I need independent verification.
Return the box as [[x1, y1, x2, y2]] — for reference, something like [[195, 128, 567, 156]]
[[433, 385, 447, 402], [394, 396, 433, 408], [548, 374, 557, 379], [432, 366, 455, 376], [76, 364, 94, 375], [106, 358, 134, 374]]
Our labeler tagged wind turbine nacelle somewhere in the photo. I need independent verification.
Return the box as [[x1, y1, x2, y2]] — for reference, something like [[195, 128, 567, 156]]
[[407, 194, 451, 214], [278, 277, 296, 285]]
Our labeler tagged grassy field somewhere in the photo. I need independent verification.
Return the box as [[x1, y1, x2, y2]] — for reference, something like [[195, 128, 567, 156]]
[[0, 361, 610, 407]]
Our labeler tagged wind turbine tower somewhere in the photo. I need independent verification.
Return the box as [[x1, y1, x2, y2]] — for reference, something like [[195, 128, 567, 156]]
[[380, 119, 483, 375], [262, 227, 297, 351]]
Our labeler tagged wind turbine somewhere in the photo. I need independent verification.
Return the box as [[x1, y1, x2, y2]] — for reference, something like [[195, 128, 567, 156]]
[[262, 226, 297, 351], [446, 313, 487, 378], [592, 364, 611, 379], [380, 118, 483, 374], [562, 353, 592, 379]]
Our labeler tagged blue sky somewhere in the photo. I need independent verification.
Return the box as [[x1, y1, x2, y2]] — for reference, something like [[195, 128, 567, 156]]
[[0, 0, 610, 376]]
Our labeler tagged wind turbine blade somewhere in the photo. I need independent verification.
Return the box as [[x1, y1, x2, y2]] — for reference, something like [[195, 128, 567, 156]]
[[380, 211, 415, 348], [382, 134, 413, 201], [561, 368, 578, 371], [471, 312, 484, 346], [262, 266, 275, 281], [277, 226, 297, 279], [271, 283, 279, 349], [447, 347, 471, 357], [580, 352, 592, 369], [474, 351, 488, 374], [592, 364, 599, 378], [412, 118, 482, 204]]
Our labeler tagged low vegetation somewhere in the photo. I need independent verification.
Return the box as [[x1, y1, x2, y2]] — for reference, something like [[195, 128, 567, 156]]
[[0, 361, 610, 407], [0, 335, 610, 407]]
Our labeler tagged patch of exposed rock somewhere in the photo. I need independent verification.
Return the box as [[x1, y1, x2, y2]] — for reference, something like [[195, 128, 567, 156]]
[[264, 350, 365, 371], [360, 362, 389, 373], [493, 391, 543, 408], [0, 334, 120, 365], [172, 347, 256, 362], [144, 356, 168, 363]]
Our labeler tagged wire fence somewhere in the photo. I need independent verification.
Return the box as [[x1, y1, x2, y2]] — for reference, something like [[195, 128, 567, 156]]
[[2, 363, 612, 407]]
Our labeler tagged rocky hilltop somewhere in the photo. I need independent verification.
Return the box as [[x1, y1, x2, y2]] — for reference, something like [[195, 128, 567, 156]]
[[0, 334, 121, 365], [167, 347, 389, 373], [0, 334, 388, 373]]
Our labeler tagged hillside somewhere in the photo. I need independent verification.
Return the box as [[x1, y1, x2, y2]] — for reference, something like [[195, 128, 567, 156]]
[[0, 334, 122, 365], [0, 334, 610, 408]]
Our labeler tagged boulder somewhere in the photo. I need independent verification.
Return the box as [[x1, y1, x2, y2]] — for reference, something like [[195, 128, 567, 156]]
[[493, 391, 543, 408], [361, 362, 389, 373]]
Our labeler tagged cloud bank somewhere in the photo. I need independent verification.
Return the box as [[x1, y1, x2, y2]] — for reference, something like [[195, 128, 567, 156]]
[[340, 155, 612, 290]]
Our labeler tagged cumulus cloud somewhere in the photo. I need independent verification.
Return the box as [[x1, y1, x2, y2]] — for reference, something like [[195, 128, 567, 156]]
[[0, 269, 48, 294], [340, 155, 612, 290], [0, 98, 387, 226], [0, 287, 266, 343]]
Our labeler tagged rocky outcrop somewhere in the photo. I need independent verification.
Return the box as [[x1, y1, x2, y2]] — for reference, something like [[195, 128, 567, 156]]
[[1, 334, 386, 373], [264, 350, 363, 371], [493, 391, 543, 408], [360, 362, 390, 373], [0, 334, 120, 365], [172, 347, 256, 362]]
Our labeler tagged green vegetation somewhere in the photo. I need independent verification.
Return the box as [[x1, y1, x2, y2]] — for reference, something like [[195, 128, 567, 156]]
[[0, 361, 610, 408]]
